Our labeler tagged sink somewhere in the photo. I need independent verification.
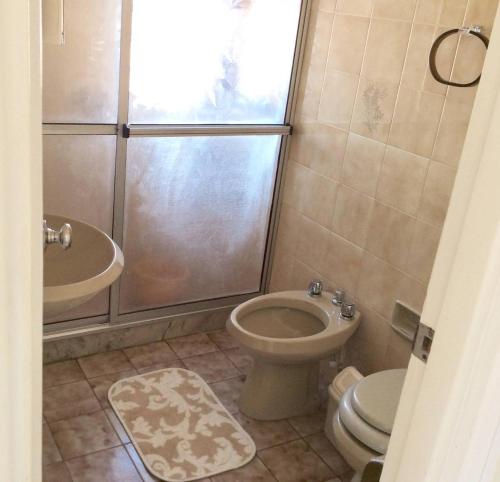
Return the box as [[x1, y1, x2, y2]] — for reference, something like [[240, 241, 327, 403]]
[[43, 215, 124, 318]]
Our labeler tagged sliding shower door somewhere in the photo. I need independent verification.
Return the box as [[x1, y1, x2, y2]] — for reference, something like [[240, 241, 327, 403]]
[[42, 0, 305, 325]]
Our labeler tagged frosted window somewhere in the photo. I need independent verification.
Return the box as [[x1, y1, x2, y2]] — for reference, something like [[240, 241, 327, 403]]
[[43, 135, 116, 321], [119, 136, 280, 313], [42, 0, 122, 123], [129, 0, 301, 124]]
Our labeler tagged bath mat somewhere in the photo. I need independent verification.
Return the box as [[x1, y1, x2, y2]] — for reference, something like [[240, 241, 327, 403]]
[[108, 367, 255, 481]]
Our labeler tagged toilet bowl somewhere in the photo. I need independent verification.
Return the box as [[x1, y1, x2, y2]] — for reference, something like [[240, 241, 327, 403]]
[[325, 369, 406, 479], [226, 290, 361, 420]]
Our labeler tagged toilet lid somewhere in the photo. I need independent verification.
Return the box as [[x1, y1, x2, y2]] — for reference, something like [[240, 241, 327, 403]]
[[339, 385, 390, 454], [352, 369, 406, 435]]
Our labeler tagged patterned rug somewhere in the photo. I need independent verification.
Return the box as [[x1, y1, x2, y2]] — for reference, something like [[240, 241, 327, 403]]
[[108, 368, 256, 481]]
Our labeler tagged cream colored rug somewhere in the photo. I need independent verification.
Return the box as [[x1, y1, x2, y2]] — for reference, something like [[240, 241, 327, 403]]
[[108, 368, 255, 481]]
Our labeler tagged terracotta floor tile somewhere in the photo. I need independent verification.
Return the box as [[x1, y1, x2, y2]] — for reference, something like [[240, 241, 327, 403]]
[[123, 341, 178, 369], [124, 444, 159, 482], [105, 408, 130, 444], [259, 439, 334, 482], [167, 333, 218, 358], [305, 433, 351, 477], [223, 347, 254, 375], [209, 376, 244, 414], [43, 423, 62, 466], [43, 462, 72, 482], [87, 369, 137, 409], [49, 410, 121, 460], [78, 350, 134, 378], [288, 405, 327, 437], [136, 358, 186, 375], [211, 456, 275, 482], [233, 413, 300, 450], [43, 380, 100, 423], [183, 351, 239, 383], [43, 360, 85, 389], [66, 446, 142, 482], [207, 330, 239, 351]]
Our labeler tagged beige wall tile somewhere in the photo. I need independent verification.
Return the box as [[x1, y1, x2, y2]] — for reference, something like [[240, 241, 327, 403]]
[[341, 133, 386, 196], [398, 274, 427, 314], [447, 34, 486, 104], [418, 160, 456, 225], [328, 14, 370, 75], [465, 0, 499, 32], [332, 185, 375, 247], [401, 24, 436, 90], [376, 146, 429, 215], [336, 0, 373, 17], [323, 232, 364, 293], [357, 253, 426, 319], [269, 250, 295, 293], [432, 98, 474, 166], [362, 19, 412, 83], [283, 161, 338, 228], [366, 202, 417, 271], [351, 77, 399, 142], [291, 258, 324, 291], [439, 0, 468, 26], [296, 215, 330, 274], [372, 0, 417, 21], [346, 305, 391, 374], [414, 0, 443, 24], [356, 253, 404, 318], [318, 70, 359, 129], [406, 220, 442, 282], [274, 203, 301, 256], [319, 0, 337, 13], [389, 88, 445, 157], [295, 10, 334, 119], [423, 27, 459, 95], [384, 330, 412, 369], [290, 120, 348, 180]]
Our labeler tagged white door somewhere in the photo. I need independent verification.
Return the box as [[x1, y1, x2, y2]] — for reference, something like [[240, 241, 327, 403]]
[[0, 1, 43, 481], [382, 6, 500, 482]]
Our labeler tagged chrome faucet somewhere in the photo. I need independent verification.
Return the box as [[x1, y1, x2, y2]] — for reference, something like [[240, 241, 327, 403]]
[[307, 279, 323, 297], [43, 219, 72, 251]]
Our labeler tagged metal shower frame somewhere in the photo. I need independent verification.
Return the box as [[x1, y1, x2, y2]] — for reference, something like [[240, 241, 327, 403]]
[[43, 0, 311, 336]]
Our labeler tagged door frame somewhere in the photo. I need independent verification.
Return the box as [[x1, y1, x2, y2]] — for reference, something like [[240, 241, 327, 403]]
[[382, 5, 500, 481], [0, 0, 43, 481]]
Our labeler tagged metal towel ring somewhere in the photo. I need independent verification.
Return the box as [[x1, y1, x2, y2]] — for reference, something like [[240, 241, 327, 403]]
[[429, 26, 489, 88]]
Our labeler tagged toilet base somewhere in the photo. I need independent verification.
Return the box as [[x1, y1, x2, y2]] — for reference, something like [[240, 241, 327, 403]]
[[239, 359, 320, 420]]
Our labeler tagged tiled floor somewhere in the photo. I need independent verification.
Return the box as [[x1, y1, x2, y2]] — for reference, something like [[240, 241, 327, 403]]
[[43, 330, 354, 482]]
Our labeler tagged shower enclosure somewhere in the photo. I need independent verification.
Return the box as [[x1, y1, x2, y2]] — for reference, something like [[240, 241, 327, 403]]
[[42, 0, 307, 330]]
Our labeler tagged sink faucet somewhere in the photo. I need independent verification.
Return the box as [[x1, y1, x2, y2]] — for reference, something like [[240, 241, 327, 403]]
[[307, 279, 323, 297], [43, 219, 72, 251]]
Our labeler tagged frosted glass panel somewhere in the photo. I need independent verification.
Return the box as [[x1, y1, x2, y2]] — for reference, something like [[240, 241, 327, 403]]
[[120, 136, 280, 313], [42, 0, 122, 123], [129, 0, 301, 124], [43, 135, 116, 321]]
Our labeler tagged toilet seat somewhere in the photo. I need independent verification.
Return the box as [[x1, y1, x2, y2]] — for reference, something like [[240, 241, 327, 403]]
[[337, 369, 406, 454], [332, 410, 380, 473], [339, 385, 390, 454], [352, 369, 406, 434]]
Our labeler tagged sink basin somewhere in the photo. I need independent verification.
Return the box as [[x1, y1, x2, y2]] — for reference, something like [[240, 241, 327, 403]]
[[43, 215, 124, 318]]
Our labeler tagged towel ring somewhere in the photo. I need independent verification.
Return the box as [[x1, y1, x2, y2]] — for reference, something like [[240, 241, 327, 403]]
[[429, 26, 489, 88]]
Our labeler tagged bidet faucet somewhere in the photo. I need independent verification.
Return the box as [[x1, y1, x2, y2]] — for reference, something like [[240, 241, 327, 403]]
[[43, 219, 72, 251], [307, 279, 323, 297]]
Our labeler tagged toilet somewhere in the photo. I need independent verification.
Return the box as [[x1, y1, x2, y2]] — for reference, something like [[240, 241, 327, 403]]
[[325, 368, 407, 481], [227, 289, 361, 420]]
